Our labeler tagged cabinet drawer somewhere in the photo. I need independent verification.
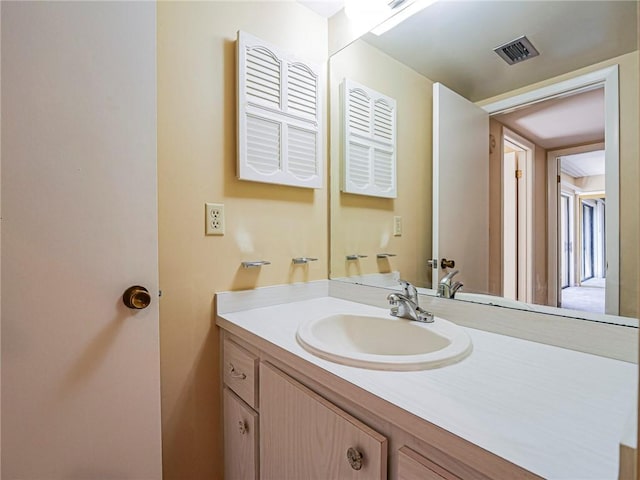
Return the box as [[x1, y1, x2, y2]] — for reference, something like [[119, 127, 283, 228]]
[[224, 387, 259, 480], [398, 446, 460, 480], [223, 338, 258, 409]]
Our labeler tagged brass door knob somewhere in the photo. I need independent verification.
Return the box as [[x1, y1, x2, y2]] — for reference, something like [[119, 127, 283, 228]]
[[440, 258, 455, 269], [123, 286, 151, 309]]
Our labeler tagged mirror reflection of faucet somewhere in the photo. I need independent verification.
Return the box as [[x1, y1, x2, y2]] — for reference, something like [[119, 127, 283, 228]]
[[438, 270, 463, 298], [387, 280, 434, 323]]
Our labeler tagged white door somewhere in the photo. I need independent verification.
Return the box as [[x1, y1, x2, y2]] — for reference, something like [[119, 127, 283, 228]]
[[432, 83, 489, 293], [1, 2, 162, 478]]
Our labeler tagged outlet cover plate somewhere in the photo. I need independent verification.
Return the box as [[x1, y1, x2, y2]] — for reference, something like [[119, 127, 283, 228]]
[[205, 203, 225, 235]]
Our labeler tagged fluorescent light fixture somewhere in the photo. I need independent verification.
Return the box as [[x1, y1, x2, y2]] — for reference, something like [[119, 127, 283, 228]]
[[344, 0, 390, 20], [371, 0, 438, 35]]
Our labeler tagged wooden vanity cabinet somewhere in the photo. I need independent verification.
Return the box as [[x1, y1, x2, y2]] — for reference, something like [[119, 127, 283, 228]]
[[220, 331, 539, 480], [222, 338, 260, 480]]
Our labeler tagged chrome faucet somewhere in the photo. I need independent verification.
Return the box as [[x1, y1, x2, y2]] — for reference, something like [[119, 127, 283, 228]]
[[387, 280, 434, 323], [437, 270, 463, 298]]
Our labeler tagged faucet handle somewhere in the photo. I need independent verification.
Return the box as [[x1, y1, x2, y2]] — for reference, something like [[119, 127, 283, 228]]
[[451, 281, 463, 295], [398, 279, 418, 302], [386, 293, 400, 317], [416, 307, 435, 323], [387, 293, 398, 305]]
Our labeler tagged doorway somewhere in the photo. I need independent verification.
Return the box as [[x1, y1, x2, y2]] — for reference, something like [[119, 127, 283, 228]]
[[485, 65, 618, 315], [553, 149, 607, 313]]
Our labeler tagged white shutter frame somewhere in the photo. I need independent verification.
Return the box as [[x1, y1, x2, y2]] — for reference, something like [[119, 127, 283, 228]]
[[342, 78, 397, 198], [237, 31, 323, 189]]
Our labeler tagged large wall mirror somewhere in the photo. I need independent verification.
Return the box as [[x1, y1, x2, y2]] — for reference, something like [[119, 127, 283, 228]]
[[328, 0, 639, 325]]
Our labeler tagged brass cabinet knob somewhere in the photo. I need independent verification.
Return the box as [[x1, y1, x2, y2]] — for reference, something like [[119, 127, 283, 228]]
[[122, 286, 151, 309], [346, 447, 363, 471], [440, 258, 456, 269], [238, 420, 248, 435]]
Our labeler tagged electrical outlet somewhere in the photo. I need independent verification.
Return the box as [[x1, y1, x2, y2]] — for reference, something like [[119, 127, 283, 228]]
[[205, 203, 225, 235], [393, 215, 402, 236]]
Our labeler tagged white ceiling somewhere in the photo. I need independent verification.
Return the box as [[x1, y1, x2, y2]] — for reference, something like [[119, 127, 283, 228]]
[[362, 1, 638, 102], [297, 0, 345, 18], [560, 150, 605, 178], [495, 87, 604, 150]]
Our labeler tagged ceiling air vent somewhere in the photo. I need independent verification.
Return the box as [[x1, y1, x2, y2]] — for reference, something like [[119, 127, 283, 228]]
[[493, 35, 539, 65]]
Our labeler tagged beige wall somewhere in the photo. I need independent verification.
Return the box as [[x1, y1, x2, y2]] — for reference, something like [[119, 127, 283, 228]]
[[329, 39, 432, 288], [576, 174, 606, 192], [562, 172, 606, 192], [480, 51, 639, 317], [157, 3, 327, 479]]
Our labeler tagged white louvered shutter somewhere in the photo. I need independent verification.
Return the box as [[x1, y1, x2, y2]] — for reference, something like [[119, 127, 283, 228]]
[[237, 31, 323, 188], [342, 79, 397, 198]]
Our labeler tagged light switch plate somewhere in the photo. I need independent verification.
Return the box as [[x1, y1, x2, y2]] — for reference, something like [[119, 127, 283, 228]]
[[393, 216, 402, 236]]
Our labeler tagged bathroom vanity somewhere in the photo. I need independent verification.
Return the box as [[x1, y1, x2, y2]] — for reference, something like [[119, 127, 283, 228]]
[[216, 282, 637, 479]]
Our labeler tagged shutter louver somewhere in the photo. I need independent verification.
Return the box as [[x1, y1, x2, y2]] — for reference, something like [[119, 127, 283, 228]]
[[347, 142, 370, 187], [348, 89, 372, 136], [287, 126, 317, 179], [237, 31, 323, 188], [373, 99, 394, 142], [246, 115, 281, 174], [246, 47, 281, 109], [374, 149, 394, 190], [287, 63, 317, 120], [342, 79, 397, 198]]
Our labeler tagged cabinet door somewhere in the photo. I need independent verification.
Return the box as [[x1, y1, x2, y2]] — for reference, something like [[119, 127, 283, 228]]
[[224, 387, 259, 480], [260, 362, 387, 480], [397, 446, 460, 480]]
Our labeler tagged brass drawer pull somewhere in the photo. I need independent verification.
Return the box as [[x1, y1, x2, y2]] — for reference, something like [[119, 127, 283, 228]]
[[346, 447, 363, 470], [238, 420, 248, 435], [227, 362, 247, 380]]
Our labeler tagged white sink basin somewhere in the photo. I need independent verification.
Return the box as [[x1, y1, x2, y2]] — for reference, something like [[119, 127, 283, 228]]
[[296, 313, 472, 371]]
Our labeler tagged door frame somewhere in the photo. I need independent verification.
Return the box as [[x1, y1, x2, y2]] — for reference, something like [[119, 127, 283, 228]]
[[581, 199, 596, 281], [559, 191, 574, 290], [502, 128, 534, 303], [482, 66, 619, 315]]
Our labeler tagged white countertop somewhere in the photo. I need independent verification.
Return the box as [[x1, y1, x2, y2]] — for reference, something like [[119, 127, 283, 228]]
[[218, 296, 637, 479]]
